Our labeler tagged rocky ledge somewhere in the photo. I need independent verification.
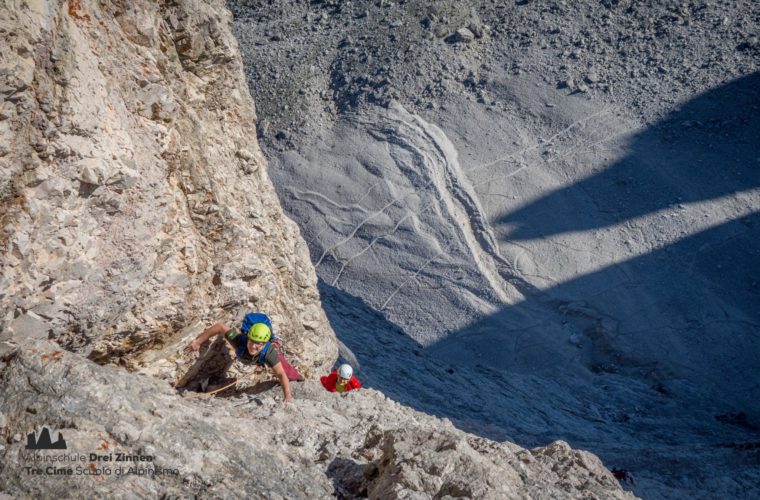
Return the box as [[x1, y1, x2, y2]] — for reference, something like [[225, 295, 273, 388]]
[[0, 345, 633, 499]]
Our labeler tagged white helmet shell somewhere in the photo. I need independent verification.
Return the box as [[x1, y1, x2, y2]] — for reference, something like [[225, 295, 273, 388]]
[[338, 364, 353, 379]]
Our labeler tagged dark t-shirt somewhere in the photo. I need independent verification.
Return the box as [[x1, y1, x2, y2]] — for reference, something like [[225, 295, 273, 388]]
[[224, 329, 280, 367]]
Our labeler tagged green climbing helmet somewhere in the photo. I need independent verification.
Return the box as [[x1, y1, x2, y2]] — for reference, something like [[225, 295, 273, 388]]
[[247, 323, 271, 343]]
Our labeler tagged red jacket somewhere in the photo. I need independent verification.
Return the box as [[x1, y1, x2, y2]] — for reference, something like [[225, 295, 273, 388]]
[[320, 371, 361, 392]]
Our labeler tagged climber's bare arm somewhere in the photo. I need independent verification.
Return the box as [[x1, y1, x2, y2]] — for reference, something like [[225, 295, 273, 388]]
[[183, 322, 229, 353], [271, 362, 293, 402]]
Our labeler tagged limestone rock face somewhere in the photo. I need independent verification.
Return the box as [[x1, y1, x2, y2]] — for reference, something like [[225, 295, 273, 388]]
[[0, 0, 336, 377], [0, 345, 634, 499]]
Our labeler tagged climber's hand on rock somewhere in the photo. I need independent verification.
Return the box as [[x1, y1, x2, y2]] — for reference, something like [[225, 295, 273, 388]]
[[183, 339, 201, 354]]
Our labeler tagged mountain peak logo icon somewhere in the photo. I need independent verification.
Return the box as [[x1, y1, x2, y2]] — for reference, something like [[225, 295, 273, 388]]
[[25, 426, 67, 450]]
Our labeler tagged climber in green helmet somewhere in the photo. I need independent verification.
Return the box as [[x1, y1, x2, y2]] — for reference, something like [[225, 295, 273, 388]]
[[184, 313, 302, 402]]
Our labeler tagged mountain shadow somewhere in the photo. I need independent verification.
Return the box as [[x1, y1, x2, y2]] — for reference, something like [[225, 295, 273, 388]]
[[495, 72, 759, 241]]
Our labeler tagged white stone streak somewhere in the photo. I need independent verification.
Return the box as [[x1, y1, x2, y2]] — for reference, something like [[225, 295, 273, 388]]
[[359, 103, 526, 306]]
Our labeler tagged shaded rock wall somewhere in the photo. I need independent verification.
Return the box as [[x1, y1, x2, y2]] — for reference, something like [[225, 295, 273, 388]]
[[0, 0, 336, 377]]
